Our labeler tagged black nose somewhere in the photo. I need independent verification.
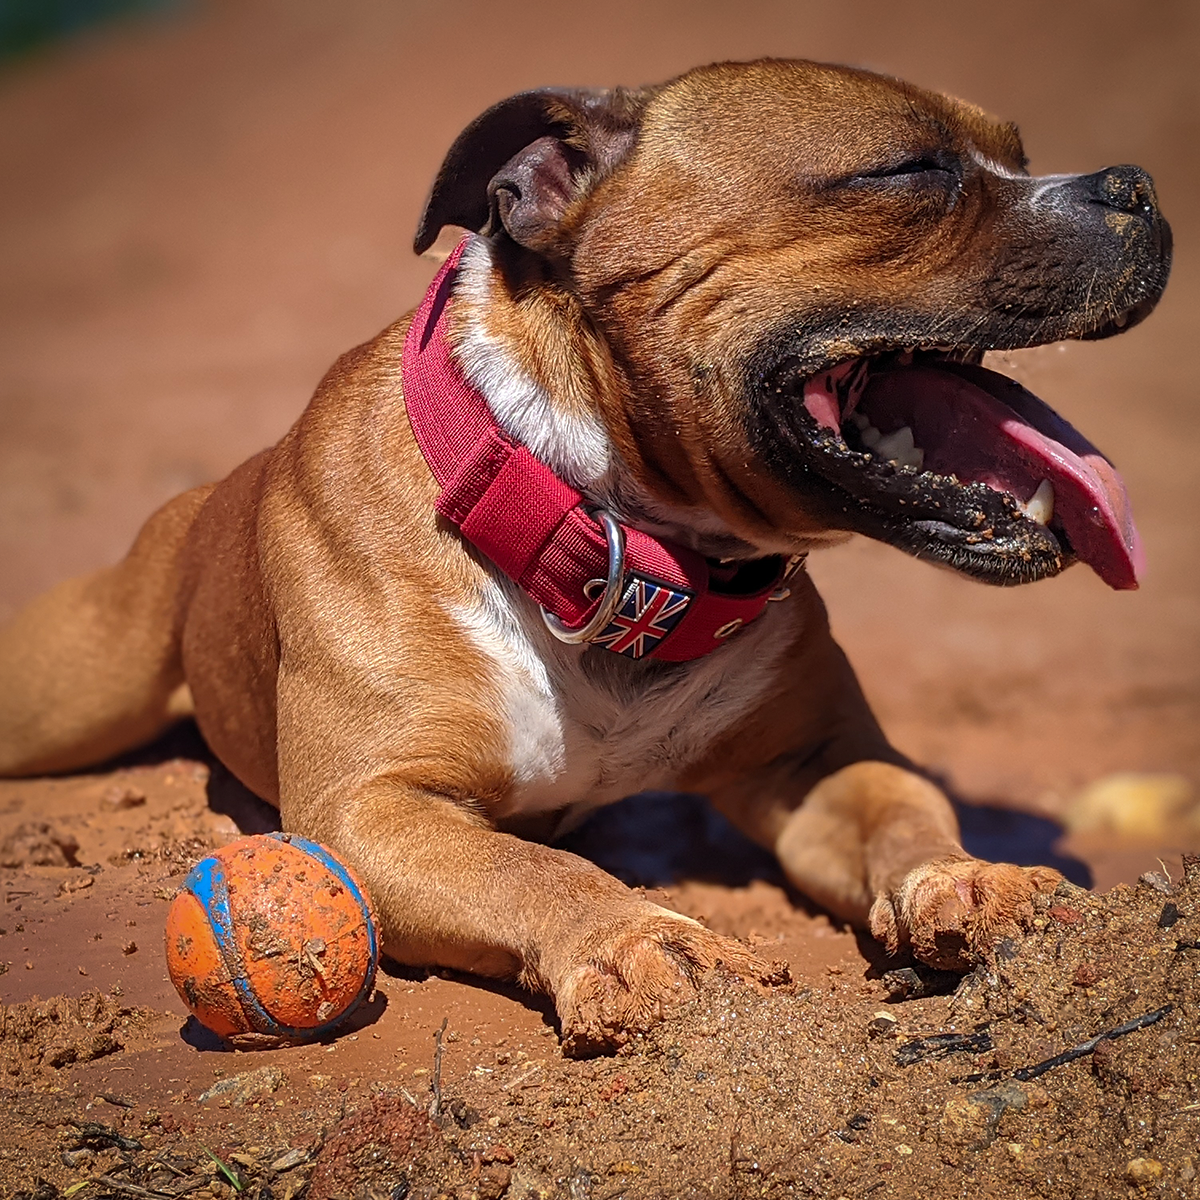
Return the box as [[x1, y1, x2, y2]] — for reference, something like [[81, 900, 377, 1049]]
[[1082, 164, 1159, 219]]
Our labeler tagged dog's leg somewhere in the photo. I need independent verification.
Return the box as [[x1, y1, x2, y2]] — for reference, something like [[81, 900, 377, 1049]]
[[282, 776, 776, 1054], [714, 756, 1060, 969], [799, 761, 1059, 967], [0, 486, 210, 776], [700, 619, 1060, 970]]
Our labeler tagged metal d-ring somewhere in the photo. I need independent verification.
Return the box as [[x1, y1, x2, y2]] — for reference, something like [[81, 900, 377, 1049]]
[[542, 509, 626, 644]]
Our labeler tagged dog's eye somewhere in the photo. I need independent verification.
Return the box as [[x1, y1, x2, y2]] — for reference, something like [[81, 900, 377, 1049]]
[[857, 155, 956, 183]]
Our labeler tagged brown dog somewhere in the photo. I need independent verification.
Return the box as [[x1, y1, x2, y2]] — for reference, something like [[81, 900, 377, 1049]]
[[0, 60, 1171, 1052]]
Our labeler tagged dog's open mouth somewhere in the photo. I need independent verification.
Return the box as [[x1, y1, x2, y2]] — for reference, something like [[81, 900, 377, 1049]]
[[785, 349, 1143, 590]]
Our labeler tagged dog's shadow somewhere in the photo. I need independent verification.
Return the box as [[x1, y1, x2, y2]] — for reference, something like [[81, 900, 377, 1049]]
[[556, 788, 1091, 892]]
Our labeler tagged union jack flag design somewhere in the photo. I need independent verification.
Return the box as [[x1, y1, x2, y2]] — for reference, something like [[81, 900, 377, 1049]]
[[592, 576, 693, 659]]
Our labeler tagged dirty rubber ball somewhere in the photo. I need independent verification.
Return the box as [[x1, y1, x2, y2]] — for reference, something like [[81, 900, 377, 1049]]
[[164, 833, 379, 1042]]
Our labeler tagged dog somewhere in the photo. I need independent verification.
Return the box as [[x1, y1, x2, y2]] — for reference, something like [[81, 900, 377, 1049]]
[[0, 59, 1171, 1053]]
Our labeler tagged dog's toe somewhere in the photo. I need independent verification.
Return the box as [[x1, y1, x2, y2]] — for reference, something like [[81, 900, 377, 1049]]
[[869, 857, 1062, 971], [553, 908, 784, 1056]]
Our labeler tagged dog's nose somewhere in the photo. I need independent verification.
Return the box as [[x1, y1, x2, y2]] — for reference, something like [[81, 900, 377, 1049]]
[[1081, 164, 1159, 219]]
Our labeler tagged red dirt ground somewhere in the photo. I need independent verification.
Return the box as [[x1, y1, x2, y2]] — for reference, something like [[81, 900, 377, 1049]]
[[1, 2, 1198, 1196]]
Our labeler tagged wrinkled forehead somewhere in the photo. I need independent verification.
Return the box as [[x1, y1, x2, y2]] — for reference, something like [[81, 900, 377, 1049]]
[[637, 60, 1026, 176]]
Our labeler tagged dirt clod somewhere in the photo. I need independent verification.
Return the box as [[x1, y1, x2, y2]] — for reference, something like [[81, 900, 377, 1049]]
[[0, 991, 148, 1080], [0, 822, 80, 868], [307, 1094, 457, 1200]]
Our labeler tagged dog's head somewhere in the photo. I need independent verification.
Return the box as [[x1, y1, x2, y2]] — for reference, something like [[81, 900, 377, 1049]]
[[416, 60, 1171, 590]]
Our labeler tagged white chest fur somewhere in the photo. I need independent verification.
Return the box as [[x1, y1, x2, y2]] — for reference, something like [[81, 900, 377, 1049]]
[[448, 572, 799, 830]]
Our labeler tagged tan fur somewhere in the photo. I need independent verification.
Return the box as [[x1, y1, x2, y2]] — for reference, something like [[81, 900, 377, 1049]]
[[0, 60, 1078, 1052]]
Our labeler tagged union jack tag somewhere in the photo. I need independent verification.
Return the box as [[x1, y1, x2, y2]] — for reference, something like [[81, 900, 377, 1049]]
[[591, 576, 693, 659]]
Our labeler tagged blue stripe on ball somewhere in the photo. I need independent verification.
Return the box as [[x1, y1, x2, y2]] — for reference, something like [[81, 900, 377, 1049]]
[[182, 837, 378, 1041], [182, 855, 276, 1035]]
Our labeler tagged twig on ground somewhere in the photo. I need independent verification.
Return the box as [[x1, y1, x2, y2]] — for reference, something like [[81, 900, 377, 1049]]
[[896, 1029, 994, 1066], [67, 1120, 144, 1152], [953, 1005, 1172, 1085], [430, 1015, 449, 1119]]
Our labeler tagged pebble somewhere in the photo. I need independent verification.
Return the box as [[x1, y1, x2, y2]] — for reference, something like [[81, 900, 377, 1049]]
[[1126, 1158, 1163, 1184], [867, 1011, 898, 1038], [197, 1066, 284, 1107], [270, 1147, 308, 1172]]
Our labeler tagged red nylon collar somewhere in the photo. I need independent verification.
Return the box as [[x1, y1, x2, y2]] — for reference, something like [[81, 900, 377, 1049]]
[[401, 239, 788, 662]]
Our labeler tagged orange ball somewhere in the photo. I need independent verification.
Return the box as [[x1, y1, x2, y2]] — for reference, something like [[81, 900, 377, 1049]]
[[165, 833, 379, 1041]]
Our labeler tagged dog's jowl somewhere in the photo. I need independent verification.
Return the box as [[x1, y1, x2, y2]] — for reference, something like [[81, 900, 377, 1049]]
[[0, 60, 1171, 1053]]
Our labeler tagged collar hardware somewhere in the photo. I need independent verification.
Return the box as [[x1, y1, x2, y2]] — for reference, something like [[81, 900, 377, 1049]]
[[542, 508, 626, 644]]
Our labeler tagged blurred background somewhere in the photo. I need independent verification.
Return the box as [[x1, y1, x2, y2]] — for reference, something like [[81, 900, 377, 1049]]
[[0, 0, 1197, 880]]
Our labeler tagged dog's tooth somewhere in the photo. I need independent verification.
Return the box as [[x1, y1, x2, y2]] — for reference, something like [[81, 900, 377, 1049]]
[[861, 424, 882, 449], [851, 412, 870, 431], [890, 446, 924, 471], [1021, 479, 1055, 525], [874, 425, 915, 460], [1113, 312, 1128, 328]]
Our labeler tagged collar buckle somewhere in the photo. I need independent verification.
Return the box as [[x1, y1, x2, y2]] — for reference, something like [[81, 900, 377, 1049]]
[[541, 509, 627, 644]]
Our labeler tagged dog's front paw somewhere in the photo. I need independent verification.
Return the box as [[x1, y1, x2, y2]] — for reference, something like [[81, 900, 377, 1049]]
[[868, 857, 1062, 970], [552, 906, 785, 1056]]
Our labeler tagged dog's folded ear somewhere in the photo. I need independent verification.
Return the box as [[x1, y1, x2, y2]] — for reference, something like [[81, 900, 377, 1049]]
[[414, 87, 652, 258]]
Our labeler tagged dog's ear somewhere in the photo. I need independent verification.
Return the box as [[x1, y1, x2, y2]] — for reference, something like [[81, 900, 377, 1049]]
[[414, 87, 651, 257]]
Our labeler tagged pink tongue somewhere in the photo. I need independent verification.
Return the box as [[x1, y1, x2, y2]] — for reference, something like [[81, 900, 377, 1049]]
[[854, 364, 1143, 590]]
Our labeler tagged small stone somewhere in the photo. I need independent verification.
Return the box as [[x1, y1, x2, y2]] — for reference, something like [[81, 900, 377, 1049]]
[[197, 1066, 284, 1107], [868, 1011, 899, 1038], [608, 1161, 641, 1175], [478, 1164, 511, 1200], [1126, 1158, 1164, 1184], [1047, 905, 1081, 924], [1140, 871, 1174, 894], [270, 1147, 308, 1172], [895, 1144, 913, 1156], [1180, 1157, 1196, 1183]]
